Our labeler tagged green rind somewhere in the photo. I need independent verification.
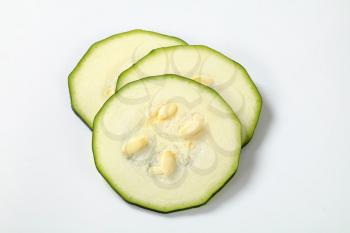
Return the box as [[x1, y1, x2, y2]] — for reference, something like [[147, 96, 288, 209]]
[[239, 65, 262, 146], [68, 29, 188, 129], [93, 74, 241, 213], [116, 45, 262, 146]]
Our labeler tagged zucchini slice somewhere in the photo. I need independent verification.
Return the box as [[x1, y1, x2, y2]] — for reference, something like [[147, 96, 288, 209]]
[[117, 45, 262, 145], [68, 30, 187, 128], [93, 75, 241, 213]]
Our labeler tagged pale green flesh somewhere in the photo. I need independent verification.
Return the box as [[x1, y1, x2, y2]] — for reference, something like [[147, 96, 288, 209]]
[[117, 45, 262, 145], [93, 75, 241, 213], [68, 30, 187, 128]]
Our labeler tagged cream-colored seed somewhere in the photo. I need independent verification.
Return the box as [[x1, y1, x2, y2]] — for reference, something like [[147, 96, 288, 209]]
[[193, 77, 214, 86], [122, 135, 148, 157], [160, 150, 177, 176], [157, 103, 177, 120], [149, 150, 177, 176], [148, 166, 163, 175], [179, 113, 204, 139]]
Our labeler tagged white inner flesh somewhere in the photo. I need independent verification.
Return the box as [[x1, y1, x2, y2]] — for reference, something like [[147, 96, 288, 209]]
[[94, 77, 241, 211], [69, 31, 186, 127], [117, 46, 261, 144]]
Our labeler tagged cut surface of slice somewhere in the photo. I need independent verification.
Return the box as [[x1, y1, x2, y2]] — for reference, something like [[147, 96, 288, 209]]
[[68, 29, 187, 128], [117, 45, 262, 145], [93, 75, 241, 213]]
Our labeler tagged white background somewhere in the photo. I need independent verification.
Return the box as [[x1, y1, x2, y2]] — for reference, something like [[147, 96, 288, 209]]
[[1, 0, 349, 232]]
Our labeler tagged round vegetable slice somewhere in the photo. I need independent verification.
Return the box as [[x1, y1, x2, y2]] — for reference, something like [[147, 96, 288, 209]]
[[68, 29, 187, 128], [93, 75, 241, 213], [117, 45, 262, 146]]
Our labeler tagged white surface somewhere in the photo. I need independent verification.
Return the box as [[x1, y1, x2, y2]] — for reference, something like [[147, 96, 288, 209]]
[[0, 0, 349, 232]]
